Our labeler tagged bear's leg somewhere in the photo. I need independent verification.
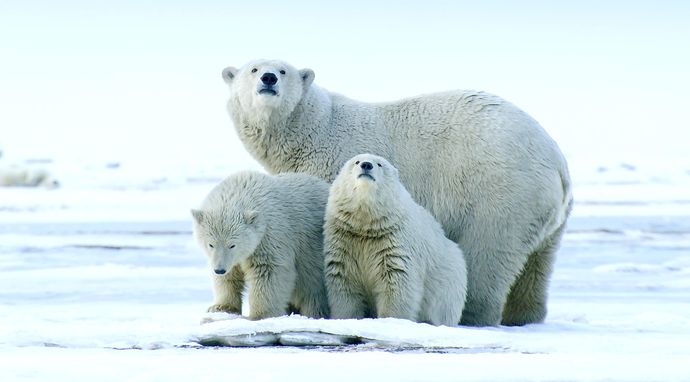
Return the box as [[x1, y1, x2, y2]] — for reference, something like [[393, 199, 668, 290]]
[[420, 268, 466, 327], [501, 223, 565, 326], [295, 282, 330, 319], [291, 249, 331, 319], [375, 253, 422, 321], [325, 251, 368, 319], [246, 262, 297, 320], [207, 266, 244, 314], [376, 283, 420, 322], [460, 248, 529, 326]]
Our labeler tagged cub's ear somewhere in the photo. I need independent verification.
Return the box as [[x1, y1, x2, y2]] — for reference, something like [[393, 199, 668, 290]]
[[191, 209, 204, 224], [222, 67, 238, 84], [299, 68, 315, 90], [243, 210, 259, 225]]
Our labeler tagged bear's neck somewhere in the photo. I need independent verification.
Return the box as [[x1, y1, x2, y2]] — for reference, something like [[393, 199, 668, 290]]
[[231, 86, 339, 180]]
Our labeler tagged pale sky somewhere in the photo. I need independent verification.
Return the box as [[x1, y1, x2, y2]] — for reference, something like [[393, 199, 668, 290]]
[[1, 0, 688, 167]]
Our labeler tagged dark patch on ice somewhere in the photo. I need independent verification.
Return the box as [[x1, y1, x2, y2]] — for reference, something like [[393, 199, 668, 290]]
[[197, 331, 365, 348], [568, 228, 626, 235], [196, 337, 519, 353], [279, 332, 364, 347], [42, 342, 67, 348], [195, 332, 523, 353], [596, 163, 637, 173], [197, 332, 280, 347], [620, 163, 637, 171]]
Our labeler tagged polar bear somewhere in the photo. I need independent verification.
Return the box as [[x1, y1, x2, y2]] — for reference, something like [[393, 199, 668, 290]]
[[324, 154, 467, 327], [0, 165, 59, 189], [222, 59, 573, 326], [191, 171, 330, 320]]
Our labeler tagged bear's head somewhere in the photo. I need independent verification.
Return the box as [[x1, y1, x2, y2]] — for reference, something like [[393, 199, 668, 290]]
[[222, 59, 315, 121], [331, 153, 402, 209], [191, 208, 266, 276]]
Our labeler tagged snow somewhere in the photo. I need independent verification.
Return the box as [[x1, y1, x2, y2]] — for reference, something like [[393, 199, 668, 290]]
[[2, 2, 690, 379], [1, 159, 689, 381]]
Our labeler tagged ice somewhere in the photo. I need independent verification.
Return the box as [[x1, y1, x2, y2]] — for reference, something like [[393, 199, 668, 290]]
[[1, 160, 689, 381]]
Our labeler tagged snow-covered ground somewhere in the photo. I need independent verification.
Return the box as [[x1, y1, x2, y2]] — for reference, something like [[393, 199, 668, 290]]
[[1, 157, 689, 381]]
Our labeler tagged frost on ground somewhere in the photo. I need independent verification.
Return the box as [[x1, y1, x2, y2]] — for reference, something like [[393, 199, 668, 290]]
[[1, 160, 689, 381]]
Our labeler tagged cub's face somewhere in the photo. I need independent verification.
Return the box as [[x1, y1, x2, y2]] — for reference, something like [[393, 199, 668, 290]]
[[343, 153, 398, 184], [191, 209, 265, 276], [222, 59, 315, 116], [333, 154, 400, 201]]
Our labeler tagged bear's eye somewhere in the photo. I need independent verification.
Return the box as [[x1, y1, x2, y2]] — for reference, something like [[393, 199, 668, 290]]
[[208, 243, 214, 249], [279, 69, 286, 75], [229, 244, 235, 249], [251, 68, 257, 73], [377, 163, 382, 167], [355, 161, 360, 165]]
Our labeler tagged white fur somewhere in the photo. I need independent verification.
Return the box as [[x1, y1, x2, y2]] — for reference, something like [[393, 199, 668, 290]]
[[192, 171, 330, 320], [223, 59, 573, 326], [0, 165, 59, 189], [324, 154, 467, 327]]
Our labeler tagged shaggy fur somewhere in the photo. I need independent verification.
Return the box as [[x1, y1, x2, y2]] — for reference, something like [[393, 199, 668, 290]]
[[324, 154, 467, 327], [191, 171, 330, 320], [222, 59, 573, 326]]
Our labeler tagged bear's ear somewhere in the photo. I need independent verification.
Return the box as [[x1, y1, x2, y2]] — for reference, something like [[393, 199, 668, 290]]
[[243, 210, 259, 225], [390, 165, 399, 179], [191, 209, 204, 224], [299, 68, 315, 90], [222, 67, 238, 84]]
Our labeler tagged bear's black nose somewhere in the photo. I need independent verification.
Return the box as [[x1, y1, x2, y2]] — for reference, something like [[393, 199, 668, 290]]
[[360, 161, 374, 171], [214, 268, 227, 275], [261, 72, 278, 86]]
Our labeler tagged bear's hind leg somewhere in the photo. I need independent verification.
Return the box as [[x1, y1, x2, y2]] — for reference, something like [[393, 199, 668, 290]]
[[460, 248, 528, 326], [501, 223, 565, 326]]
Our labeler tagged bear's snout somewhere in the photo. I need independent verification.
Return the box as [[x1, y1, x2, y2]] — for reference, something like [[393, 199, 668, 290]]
[[261, 72, 278, 86], [214, 268, 227, 275], [360, 161, 374, 171]]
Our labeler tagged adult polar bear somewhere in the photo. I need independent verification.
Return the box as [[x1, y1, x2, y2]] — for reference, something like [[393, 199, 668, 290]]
[[222, 59, 573, 326]]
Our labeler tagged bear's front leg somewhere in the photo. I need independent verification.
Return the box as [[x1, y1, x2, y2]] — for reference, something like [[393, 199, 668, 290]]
[[245, 260, 296, 320], [324, 249, 368, 319], [207, 266, 244, 314], [374, 251, 422, 322]]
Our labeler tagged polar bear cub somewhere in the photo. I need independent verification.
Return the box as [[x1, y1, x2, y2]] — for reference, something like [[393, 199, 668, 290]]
[[323, 154, 467, 326], [192, 171, 330, 320]]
